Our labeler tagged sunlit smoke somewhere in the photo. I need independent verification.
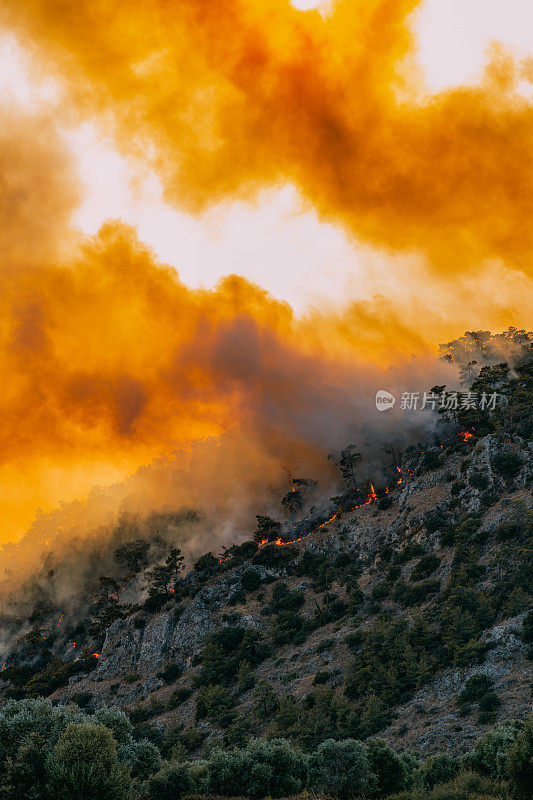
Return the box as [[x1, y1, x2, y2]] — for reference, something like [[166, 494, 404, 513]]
[[0, 0, 531, 562]]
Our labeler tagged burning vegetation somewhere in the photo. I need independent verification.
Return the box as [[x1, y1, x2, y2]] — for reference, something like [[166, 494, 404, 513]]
[[0, 328, 530, 691], [0, 341, 530, 799]]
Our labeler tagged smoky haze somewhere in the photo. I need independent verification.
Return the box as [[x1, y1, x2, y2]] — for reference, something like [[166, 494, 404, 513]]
[[0, 105, 528, 606], [0, 0, 532, 625]]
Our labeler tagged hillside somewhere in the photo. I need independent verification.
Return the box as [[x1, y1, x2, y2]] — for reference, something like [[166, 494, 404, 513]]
[[1, 356, 531, 763], [0, 344, 531, 800], [49, 435, 533, 756]]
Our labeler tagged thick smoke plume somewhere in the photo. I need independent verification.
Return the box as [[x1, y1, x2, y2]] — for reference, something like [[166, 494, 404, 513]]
[[0, 105, 460, 550], [0, 202, 455, 556], [2, 0, 533, 272], [0, 1, 531, 603]]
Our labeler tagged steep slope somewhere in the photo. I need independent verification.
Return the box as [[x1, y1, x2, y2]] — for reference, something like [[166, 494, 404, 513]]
[[1, 343, 531, 760], [2, 430, 528, 758]]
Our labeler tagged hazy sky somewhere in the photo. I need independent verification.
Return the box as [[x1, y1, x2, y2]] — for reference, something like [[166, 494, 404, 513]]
[[1, 0, 532, 312], [0, 0, 532, 543]]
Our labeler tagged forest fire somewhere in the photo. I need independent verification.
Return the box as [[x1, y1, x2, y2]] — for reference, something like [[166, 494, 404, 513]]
[[250, 462, 411, 557], [231, 437, 479, 561], [256, 480, 388, 553], [257, 511, 341, 550]]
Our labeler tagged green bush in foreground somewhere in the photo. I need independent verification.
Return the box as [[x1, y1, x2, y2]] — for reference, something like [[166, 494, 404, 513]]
[[46, 722, 131, 800], [308, 738, 375, 798], [506, 714, 533, 800], [207, 738, 306, 798], [0, 698, 531, 799]]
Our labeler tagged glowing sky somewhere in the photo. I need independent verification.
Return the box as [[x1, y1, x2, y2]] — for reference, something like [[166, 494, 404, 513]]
[[0, 0, 532, 544], [1, 0, 532, 311]]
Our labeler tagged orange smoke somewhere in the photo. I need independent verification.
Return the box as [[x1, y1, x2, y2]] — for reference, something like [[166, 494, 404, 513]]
[[0, 1, 532, 547], [0, 107, 460, 544], [2, 0, 533, 272], [1, 211, 446, 542]]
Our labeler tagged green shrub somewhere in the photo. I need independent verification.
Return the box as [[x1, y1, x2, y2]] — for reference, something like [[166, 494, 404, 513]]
[[70, 691, 93, 710], [157, 663, 183, 683], [496, 503, 532, 542], [253, 515, 282, 544], [187, 761, 210, 793], [224, 541, 259, 566], [168, 687, 192, 708], [94, 707, 134, 745], [424, 510, 449, 534], [271, 610, 306, 645], [16, 654, 99, 699], [422, 451, 442, 471], [46, 722, 131, 800], [394, 544, 426, 565], [386, 565, 402, 582], [122, 673, 140, 684], [241, 569, 262, 592], [493, 451, 523, 480], [477, 691, 501, 723], [413, 753, 458, 789], [378, 496, 393, 510], [394, 580, 440, 606], [506, 714, 533, 800], [308, 738, 375, 798], [469, 472, 489, 490], [265, 688, 360, 750], [198, 627, 268, 686], [145, 761, 194, 800], [371, 583, 389, 601], [252, 545, 298, 568], [194, 552, 219, 574], [457, 674, 500, 723], [196, 685, 236, 728], [316, 638, 335, 653], [345, 616, 444, 709], [458, 674, 494, 705], [161, 725, 205, 758], [465, 719, 524, 779], [207, 738, 306, 798], [270, 582, 304, 612], [0, 731, 47, 800], [313, 671, 332, 685], [119, 738, 161, 779], [410, 555, 441, 582], [366, 737, 406, 795], [393, 769, 502, 799], [522, 610, 533, 644], [228, 588, 246, 605]]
